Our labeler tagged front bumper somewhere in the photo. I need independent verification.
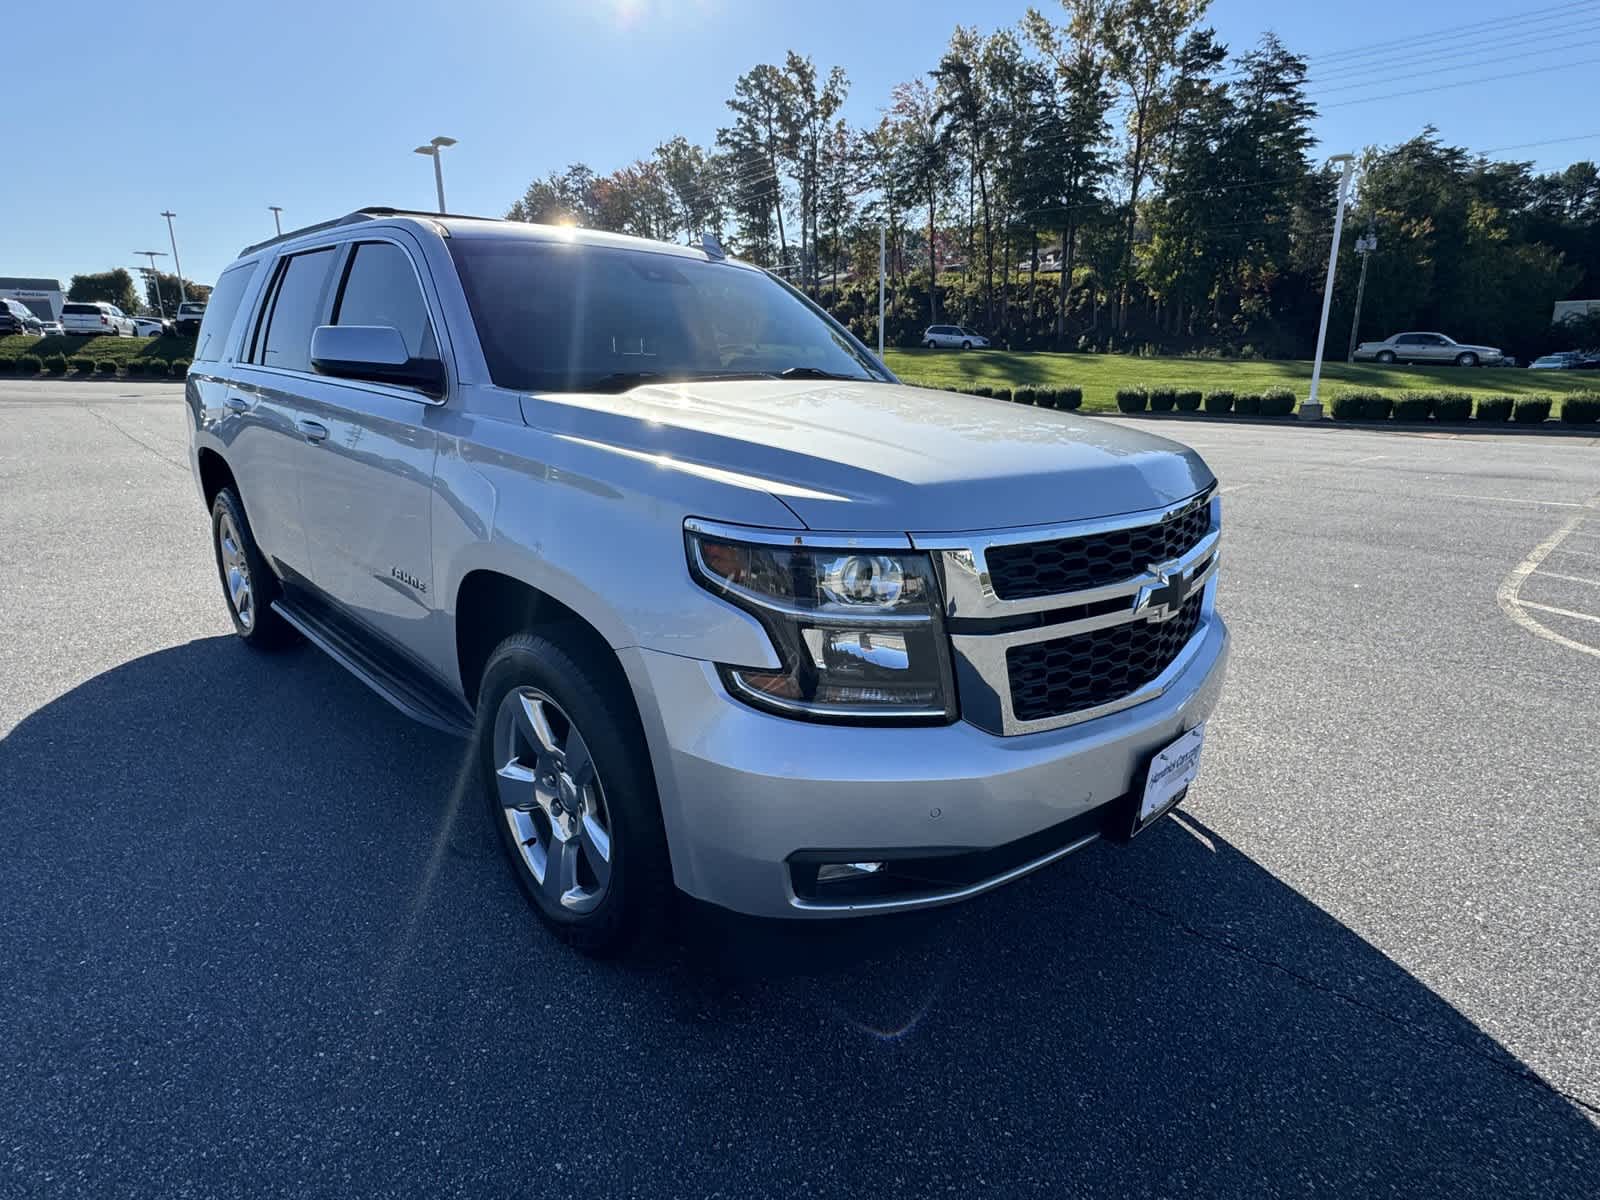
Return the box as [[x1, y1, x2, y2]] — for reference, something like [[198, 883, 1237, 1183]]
[[619, 612, 1229, 919]]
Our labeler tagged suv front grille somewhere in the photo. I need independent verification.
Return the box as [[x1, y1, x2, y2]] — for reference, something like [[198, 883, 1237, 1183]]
[[1006, 594, 1205, 723], [984, 488, 1213, 601]]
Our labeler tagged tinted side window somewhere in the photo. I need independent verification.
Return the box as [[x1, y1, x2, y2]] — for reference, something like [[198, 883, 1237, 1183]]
[[332, 242, 437, 359], [257, 248, 337, 373], [1394, 334, 1420, 345], [194, 263, 256, 362]]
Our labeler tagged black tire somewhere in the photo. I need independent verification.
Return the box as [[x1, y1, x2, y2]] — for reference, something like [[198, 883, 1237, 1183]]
[[210, 488, 295, 648], [961, 340, 972, 350], [1376, 350, 1396, 364], [1455, 352, 1478, 368], [925, 340, 937, 349], [476, 631, 671, 957]]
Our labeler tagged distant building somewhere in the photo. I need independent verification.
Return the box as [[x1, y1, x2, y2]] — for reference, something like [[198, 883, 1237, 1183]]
[[0, 277, 65, 322], [1553, 299, 1600, 325]]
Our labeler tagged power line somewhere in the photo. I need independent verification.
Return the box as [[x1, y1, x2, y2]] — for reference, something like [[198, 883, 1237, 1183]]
[[1305, 21, 1600, 89], [1305, 0, 1596, 65], [1322, 55, 1600, 108]]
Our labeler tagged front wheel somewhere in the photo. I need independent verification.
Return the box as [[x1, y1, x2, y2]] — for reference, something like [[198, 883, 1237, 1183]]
[[1455, 352, 1478, 368], [961, 340, 973, 350], [925, 340, 937, 350], [478, 632, 671, 956], [1375, 350, 1396, 364]]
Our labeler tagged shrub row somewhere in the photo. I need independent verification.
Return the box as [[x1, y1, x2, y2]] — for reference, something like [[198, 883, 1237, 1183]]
[[0, 355, 189, 378], [1330, 390, 1595, 424], [932, 382, 1084, 410]]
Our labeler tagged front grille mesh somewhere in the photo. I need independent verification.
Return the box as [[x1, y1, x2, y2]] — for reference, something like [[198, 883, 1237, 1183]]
[[985, 489, 1213, 601], [1006, 594, 1205, 723]]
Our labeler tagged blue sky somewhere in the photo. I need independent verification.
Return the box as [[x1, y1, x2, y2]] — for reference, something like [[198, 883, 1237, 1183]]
[[5, 0, 1598, 290]]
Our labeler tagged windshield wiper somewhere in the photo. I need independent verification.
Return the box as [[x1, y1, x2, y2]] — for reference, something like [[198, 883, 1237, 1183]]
[[777, 366, 860, 381]]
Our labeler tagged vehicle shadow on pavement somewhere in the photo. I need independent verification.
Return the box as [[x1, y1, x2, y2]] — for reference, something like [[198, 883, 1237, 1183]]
[[3, 635, 1596, 1197]]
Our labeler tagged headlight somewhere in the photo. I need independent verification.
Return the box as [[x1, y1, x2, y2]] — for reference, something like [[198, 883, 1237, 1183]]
[[685, 522, 957, 723]]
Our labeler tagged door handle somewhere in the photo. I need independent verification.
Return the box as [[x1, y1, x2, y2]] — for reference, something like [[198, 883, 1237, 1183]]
[[296, 419, 330, 444], [224, 396, 249, 413]]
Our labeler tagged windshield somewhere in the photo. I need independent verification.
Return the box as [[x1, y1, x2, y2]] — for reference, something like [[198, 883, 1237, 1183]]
[[448, 237, 891, 392]]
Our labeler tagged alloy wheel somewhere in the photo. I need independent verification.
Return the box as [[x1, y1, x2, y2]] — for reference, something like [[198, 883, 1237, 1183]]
[[216, 511, 254, 631], [493, 687, 614, 914]]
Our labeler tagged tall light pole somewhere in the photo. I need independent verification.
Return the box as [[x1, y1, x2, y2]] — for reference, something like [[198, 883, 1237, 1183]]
[[413, 136, 457, 213], [269, 205, 284, 236], [134, 249, 168, 318], [878, 225, 886, 359], [1303, 153, 1355, 421], [160, 211, 189, 303], [1345, 228, 1377, 363]]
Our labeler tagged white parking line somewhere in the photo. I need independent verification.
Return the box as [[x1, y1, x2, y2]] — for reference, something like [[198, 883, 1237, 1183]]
[[1533, 569, 1600, 588], [1550, 543, 1600, 561], [1347, 454, 1389, 466], [1516, 600, 1600, 626], [1439, 492, 1587, 509], [1496, 501, 1600, 660], [1219, 483, 1253, 495]]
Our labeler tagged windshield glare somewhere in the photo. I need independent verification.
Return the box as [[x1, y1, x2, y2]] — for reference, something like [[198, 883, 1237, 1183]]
[[448, 238, 889, 392]]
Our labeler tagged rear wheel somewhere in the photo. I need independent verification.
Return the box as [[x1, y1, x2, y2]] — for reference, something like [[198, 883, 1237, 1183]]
[[210, 488, 294, 648], [1455, 352, 1478, 368], [1376, 350, 1396, 364], [477, 632, 671, 956]]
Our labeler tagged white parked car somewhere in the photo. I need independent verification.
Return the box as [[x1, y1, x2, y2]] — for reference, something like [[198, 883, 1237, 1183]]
[[133, 317, 171, 337], [39, 319, 64, 335], [922, 324, 990, 350], [1352, 331, 1506, 367], [176, 300, 207, 337], [60, 301, 137, 337]]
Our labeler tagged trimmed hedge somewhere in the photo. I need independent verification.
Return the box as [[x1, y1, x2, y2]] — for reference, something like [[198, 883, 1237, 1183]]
[[69, 354, 95, 374], [1391, 393, 1433, 421], [44, 354, 68, 376], [18, 353, 45, 375], [1331, 390, 1390, 421], [1512, 396, 1552, 424], [1259, 389, 1295, 417], [96, 359, 118, 376], [1434, 392, 1472, 422], [1012, 385, 1041, 406], [0, 357, 15, 374], [1148, 387, 1178, 412], [1115, 387, 1148, 413], [146, 359, 171, 377], [1175, 390, 1203, 412], [172, 358, 192, 375], [1560, 392, 1600, 425], [1232, 392, 1259, 415], [1203, 390, 1235, 415], [970, 385, 995, 398], [1475, 395, 1513, 422]]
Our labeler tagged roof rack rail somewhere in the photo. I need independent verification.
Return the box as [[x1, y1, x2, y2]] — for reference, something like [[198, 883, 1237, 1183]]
[[236, 206, 505, 258]]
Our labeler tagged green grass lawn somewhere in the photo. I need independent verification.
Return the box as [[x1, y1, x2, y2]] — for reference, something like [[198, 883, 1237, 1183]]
[[885, 348, 1597, 414], [0, 333, 196, 368]]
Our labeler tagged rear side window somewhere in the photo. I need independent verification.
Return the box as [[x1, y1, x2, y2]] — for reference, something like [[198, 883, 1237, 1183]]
[[194, 263, 256, 362], [256, 248, 337, 373], [62, 303, 102, 315], [332, 241, 437, 359]]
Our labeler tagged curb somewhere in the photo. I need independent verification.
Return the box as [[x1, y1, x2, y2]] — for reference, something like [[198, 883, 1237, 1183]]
[[1090, 409, 1600, 438]]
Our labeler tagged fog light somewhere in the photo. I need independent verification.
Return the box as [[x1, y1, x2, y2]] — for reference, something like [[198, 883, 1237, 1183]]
[[816, 861, 885, 884]]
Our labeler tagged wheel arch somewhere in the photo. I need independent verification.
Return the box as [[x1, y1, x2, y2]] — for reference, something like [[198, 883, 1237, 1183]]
[[196, 446, 238, 509]]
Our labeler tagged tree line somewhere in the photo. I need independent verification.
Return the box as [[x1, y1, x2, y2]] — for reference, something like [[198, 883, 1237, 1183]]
[[506, 0, 1599, 361]]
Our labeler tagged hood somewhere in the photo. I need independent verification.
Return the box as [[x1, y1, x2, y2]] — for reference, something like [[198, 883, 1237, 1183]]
[[520, 380, 1213, 533]]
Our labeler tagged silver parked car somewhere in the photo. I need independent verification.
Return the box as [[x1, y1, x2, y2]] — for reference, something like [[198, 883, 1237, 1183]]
[[922, 324, 990, 349], [1352, 331, 1506, 367], [186, 208, 1228, 955]]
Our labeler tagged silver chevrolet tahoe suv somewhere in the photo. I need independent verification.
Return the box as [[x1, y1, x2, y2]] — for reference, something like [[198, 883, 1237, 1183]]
[[186, 207, 1229, 955]]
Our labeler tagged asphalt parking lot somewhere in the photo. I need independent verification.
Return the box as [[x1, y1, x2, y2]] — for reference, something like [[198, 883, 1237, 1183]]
[[2, 379, 1598, 1198]]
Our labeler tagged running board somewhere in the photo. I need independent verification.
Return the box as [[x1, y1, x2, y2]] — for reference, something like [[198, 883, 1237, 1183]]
[[271, 598, 476, 739]]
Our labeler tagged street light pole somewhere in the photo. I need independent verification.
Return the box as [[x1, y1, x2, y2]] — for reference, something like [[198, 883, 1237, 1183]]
[[160, 211, 189, 303], [269, 205, 283, 236], [413, 136, 457, 214], [878, 225, 886, 359], [1346, 229, 1377, 363], [134, 249, 168, 318], [1303, 154, 1355, 421]]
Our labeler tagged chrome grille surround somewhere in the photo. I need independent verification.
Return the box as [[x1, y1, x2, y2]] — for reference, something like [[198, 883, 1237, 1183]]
[[912, 487, 1220, 736]]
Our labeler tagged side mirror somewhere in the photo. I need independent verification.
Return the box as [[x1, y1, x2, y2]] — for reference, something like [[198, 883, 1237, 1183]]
[[310, 325, 446, 397]]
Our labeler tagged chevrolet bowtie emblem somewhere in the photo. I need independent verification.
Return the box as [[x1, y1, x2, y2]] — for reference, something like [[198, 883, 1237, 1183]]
[[1135, 562, 1190, 623]]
